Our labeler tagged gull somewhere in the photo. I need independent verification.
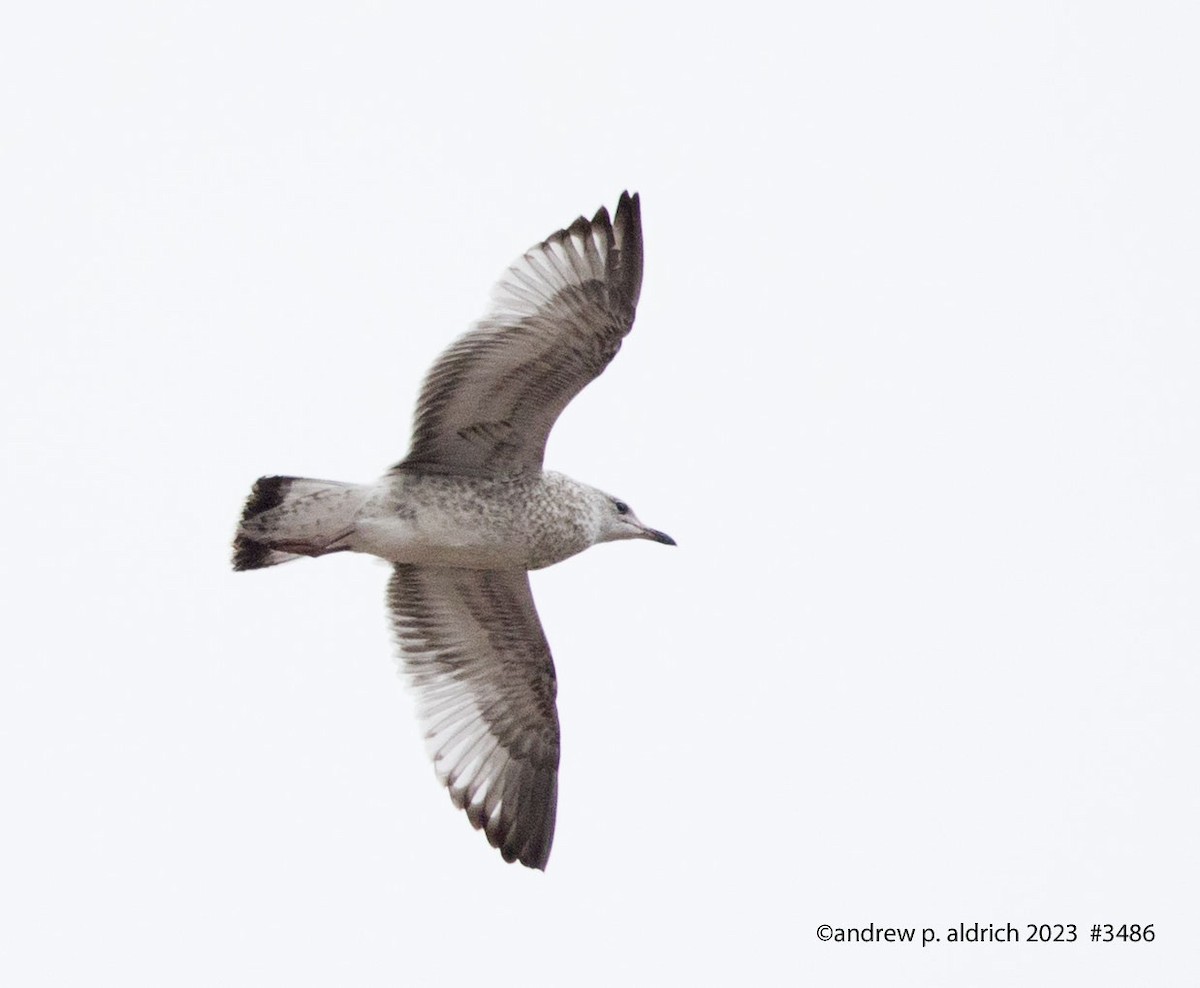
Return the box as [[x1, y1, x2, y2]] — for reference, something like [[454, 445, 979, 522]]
[[232, 192, 672, 869]]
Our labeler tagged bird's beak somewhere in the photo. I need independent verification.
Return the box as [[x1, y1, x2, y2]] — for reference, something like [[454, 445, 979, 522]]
[[640, 526, 676, 546]]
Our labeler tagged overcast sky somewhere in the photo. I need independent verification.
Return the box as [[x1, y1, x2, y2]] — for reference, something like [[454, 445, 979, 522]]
[[4, 2, 1198, 985]]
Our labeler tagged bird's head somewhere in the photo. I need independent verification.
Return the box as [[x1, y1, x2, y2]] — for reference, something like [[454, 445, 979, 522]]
[[591, 490, 675, 547]]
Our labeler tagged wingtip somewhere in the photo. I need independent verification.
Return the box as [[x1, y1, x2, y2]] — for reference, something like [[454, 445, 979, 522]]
[[589, 203, 612, 230], [589, 192, 640, 241], [614, 191, 640, 234], [562, 193, 643, 311], [611, 191, 643, 308], [566, 213, 593, 240]]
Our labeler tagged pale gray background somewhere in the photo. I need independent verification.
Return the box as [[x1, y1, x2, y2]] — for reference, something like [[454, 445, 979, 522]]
[[3, 2, 1197, 985]]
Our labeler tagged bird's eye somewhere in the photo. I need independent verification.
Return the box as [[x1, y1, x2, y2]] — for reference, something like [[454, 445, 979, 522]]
[[613, 499, 629, 515]]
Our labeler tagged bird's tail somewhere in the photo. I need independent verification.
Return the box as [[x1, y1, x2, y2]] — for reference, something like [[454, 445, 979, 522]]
[[232, 475, 368, 571]]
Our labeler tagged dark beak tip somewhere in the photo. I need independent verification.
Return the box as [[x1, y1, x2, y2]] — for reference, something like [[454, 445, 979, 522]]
[[653, 530, 677, 546]]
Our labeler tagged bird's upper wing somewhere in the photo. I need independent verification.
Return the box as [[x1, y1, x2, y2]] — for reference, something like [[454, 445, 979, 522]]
[[387, 564, 561, 869], [396, 192, 643, 476]]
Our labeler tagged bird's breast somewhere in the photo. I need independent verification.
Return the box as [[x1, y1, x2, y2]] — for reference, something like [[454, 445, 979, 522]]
[[349, 473, 591, 570]]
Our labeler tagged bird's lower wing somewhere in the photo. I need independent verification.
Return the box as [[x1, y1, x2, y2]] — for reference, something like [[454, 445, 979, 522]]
[[387, 564, 560, 869]]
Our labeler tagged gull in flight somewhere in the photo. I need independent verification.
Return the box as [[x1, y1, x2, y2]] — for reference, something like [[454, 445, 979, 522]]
[[232, 192, 672, 869]]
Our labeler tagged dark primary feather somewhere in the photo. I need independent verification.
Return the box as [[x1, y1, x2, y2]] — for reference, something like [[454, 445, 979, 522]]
[[387, 565, 561, 869], [397, 192, 643, 476]]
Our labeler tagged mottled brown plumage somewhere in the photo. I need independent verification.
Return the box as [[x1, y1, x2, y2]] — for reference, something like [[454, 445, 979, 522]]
[[389, 566, 559, 867], [233, 194, 670, 870], [398, 192, 642, 476]]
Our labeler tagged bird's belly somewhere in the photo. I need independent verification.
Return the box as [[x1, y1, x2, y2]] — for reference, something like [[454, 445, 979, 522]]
[[352, 516, 542, 569]]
